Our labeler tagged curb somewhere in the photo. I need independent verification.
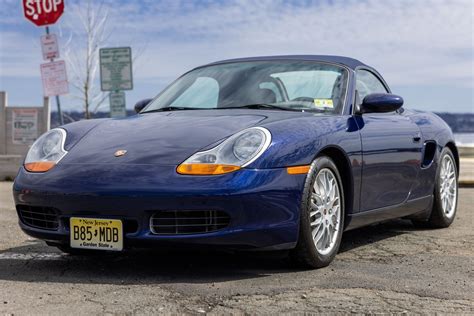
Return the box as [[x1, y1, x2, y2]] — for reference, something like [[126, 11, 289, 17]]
[[459, 181, 474, 188]]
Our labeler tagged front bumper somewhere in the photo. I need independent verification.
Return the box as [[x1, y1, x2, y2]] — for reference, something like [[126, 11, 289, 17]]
[[13, 163, 306, 250]]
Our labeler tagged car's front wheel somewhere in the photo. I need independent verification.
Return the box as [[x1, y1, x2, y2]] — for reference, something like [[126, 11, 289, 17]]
[[291, 156, 344, 269]]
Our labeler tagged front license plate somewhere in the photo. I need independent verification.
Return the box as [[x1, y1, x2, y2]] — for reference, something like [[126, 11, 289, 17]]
[[70, 217, 123, 251]]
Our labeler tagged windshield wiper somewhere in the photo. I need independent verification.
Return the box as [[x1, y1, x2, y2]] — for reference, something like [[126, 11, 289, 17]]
[[141, 106, 200, 113], [220, 103, 298, 111], [142, 103, 322, 113]]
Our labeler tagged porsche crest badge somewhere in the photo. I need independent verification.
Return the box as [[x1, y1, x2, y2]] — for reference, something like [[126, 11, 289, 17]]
[[114, 149, 127, 157]]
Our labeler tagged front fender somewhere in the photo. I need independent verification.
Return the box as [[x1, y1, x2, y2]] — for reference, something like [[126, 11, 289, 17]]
[[408, 110, 457, 198], [248, 115, 362, 169], [409, 111, 455, 148]]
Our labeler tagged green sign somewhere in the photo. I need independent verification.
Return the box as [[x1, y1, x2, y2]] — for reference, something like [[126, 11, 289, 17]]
[[109, 91, 127, 118], [99, 47, 133, 91]]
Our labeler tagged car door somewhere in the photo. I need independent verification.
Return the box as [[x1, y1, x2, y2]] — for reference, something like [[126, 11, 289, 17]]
[[356, 69, 422, 212]]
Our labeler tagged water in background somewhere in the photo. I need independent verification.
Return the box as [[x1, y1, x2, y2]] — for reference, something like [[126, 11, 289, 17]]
[[455, 133, 474, 146]]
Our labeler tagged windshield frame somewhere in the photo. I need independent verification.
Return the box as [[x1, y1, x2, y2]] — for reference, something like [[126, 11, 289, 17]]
[[141, 60, 351, 115]]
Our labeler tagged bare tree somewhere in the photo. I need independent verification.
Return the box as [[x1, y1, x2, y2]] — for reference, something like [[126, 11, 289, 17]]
[[60, 0, 110, 119]]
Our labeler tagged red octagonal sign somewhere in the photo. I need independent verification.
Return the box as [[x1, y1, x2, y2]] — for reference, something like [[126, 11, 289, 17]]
[[23, 0, 64, 27]]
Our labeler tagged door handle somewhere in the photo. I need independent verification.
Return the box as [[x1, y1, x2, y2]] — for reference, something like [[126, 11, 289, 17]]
[[412, 133, 421, 143]]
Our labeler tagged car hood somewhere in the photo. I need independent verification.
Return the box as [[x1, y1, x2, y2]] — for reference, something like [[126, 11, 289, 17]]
[[61, 111, 270, 165]]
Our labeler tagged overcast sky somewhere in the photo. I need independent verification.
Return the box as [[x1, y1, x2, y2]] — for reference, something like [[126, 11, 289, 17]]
[[0, 0, 473, 113]]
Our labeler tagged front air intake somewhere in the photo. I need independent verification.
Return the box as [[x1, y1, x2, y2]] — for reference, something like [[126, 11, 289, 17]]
[[17, 205, 59, 231], [150, 210, 230, 235]]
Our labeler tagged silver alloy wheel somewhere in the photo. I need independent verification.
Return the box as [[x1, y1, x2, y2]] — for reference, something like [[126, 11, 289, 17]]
[[310, 168, 341, 255], [439, 154, 457, 218]]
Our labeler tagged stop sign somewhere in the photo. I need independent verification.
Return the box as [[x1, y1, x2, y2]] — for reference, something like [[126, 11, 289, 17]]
[[23, 0, 64, 27]]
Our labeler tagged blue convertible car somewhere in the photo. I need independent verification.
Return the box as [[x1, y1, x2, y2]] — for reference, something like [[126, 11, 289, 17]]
[[13, 55, 459, 268]]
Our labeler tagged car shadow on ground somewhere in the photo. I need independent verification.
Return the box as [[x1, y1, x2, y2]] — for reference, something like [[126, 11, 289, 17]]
[[339, 218, 422, 253], [0, 219, 419, 285]]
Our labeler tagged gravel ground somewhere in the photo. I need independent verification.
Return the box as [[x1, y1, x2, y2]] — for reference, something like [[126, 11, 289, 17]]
[[0, 182, 472, 315]]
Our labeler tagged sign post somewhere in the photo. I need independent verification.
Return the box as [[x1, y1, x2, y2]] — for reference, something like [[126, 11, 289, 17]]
[[40, 60, 69, 97], [12, 109, 38, 145], [99, 47, 133, 92], [40, 33, 59, 60], [100, 47, 133, 118], [109, 91, 127, 118], [45, 26, 64, 125], [23, 0, 65, 125], [23, 0, 65, 26]]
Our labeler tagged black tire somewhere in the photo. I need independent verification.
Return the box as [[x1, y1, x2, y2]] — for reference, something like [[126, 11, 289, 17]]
[[290, 156, 345, 269], [412, 147, 458, 228]]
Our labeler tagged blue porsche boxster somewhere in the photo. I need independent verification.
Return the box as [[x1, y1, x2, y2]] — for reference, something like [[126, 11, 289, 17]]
[[13, 55, 459, 268]]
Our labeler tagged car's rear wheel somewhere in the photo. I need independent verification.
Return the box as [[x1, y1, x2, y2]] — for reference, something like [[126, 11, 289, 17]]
[[413, 147, 458, 228], [291, 156, 344, 269]]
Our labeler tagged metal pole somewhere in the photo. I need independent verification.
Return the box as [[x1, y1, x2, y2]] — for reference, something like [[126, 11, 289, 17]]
[[45, 26, 64, 126], [55, 96, 63, 126]]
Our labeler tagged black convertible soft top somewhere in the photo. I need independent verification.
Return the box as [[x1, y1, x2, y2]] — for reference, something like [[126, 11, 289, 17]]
[[204, 55, 368, 70]]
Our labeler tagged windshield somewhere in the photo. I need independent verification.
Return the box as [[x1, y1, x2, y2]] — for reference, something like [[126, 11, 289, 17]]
[[143, 61, 349, 114]]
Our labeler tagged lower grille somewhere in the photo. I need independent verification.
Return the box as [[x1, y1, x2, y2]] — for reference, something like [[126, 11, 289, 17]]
[[150, 210, 230, 235], [17, 205, 59, 231]]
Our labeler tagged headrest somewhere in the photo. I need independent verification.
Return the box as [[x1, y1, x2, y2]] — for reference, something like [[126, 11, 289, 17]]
[[248, 88, 277, 104]]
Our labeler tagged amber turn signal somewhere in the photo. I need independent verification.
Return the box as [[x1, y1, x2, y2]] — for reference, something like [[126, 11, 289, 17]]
[[24, 161, 56, 173], [177, 163, 241, 175], [287, 165, 311, 175]]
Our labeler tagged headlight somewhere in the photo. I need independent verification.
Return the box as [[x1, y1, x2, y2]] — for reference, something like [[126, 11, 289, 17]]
[[24, 128, 68, 172], [177, 127, 271, 175]]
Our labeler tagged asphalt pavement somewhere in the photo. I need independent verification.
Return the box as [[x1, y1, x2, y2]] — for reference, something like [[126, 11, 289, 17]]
[[0, 182, 472, 314]]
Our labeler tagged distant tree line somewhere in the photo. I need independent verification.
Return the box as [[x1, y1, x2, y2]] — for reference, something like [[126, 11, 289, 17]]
[[435, 112, 474, 133]]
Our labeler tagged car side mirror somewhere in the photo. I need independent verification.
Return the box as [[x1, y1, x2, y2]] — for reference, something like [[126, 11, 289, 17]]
[[358, 93, 403, 114], [134, 98, 153, 113]]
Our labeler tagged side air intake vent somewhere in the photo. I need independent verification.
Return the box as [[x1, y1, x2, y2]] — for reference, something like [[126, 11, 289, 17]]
[[422, 141, 437, 168]]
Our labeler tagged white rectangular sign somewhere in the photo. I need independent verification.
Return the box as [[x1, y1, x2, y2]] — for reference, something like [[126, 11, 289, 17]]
[[109, 91, 127, 118], [40, 60, 69, 96], [100, 47, 133, 91], [40, 33, 59, 60], [12, 109, 38, 145]]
